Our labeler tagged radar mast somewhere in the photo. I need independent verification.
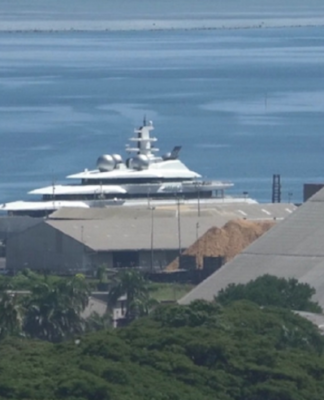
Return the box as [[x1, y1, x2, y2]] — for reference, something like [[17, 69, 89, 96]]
[[126, 119, 159, 158]]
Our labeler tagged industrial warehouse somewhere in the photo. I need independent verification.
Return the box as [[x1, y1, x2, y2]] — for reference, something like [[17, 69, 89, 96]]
[[2, 201, 295, 274]]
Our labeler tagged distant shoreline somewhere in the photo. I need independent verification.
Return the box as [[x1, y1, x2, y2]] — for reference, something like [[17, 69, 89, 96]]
[[1, 17, 324, 33]]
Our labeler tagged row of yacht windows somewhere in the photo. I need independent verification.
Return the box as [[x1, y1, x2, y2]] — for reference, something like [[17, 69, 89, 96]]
[[42, 191, 214, 201], [81, 178, 193, 185]]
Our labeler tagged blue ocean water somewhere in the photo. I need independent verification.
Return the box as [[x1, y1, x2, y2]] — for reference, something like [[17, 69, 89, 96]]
[[0, 27, 324, 203]]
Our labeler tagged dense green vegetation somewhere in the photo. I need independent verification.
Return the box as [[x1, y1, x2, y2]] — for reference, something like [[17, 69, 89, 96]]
[[0, 268, 193, 302], [1, 272, 324, 399], [0, 268, 65, 291], [0, 269, 184, 340], [0, 273, 90, 342], [216, 274, 322, 313], [0, 300, 324, 400]]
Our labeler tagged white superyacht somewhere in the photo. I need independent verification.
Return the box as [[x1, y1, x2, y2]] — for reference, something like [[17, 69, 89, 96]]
[[0, 119, 251, 216]]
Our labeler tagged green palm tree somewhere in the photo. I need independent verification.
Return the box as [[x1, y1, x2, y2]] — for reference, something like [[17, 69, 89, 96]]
[[23, 276, 90, 342], [85, 311, 112, 332], [0, 291, 23, 339], [107, 269, 157, 323], [57, 275, 90, 313]]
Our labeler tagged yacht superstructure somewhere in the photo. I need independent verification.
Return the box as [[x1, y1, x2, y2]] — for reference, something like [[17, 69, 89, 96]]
[[0, 120, 237, 216]]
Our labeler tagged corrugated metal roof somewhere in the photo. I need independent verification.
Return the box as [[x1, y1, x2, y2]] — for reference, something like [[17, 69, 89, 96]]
[[49, 202, 296, 221], [46, 215, 228, 251], [45, 202, 296, 251], [179, 187, 324, 308]]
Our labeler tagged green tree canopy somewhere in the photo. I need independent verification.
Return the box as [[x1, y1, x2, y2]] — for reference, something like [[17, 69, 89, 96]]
[[0, 275, 91, 343], [0, 292, 23, 339], [215, 274, 322, 313], [23, 276, 90, 342], [1, 300, 324, 400]]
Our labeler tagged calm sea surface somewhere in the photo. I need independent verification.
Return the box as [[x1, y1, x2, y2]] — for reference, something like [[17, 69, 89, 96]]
[[0, 27, 324, 203]]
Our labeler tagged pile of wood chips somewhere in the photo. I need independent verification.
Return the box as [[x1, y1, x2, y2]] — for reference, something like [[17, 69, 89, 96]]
[[166, 219, 275, 271]]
